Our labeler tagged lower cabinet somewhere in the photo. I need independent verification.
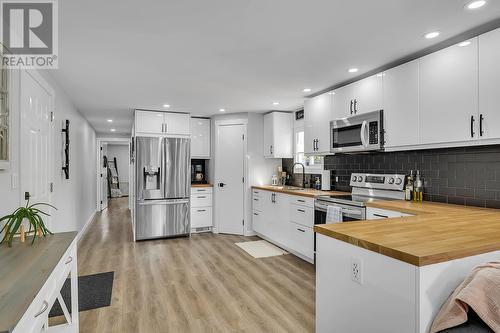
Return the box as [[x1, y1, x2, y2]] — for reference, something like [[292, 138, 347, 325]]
[[366, 207, 414, 220], [191, 186, 213, 231], [252, 189, 314, 263]]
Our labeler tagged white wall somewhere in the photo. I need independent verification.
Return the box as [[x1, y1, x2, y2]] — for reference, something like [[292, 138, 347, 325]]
[[0, 69, 97, 234], [106, 144, 129, 195]]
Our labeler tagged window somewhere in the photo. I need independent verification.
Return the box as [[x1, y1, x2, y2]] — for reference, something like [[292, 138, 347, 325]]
[[294, 126, 323, 173], [0, 60, 8, 167]]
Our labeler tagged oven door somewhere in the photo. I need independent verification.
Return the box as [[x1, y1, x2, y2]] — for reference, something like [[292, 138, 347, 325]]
[[314, 202, 365, 224], [330, 110, 383, 153]]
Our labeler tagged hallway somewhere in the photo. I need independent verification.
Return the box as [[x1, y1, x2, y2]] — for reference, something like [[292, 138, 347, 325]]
[[76, 198, 315, 332]]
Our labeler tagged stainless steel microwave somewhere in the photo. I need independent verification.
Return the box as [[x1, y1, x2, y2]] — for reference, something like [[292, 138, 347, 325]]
[[330, 110, 384, 153]]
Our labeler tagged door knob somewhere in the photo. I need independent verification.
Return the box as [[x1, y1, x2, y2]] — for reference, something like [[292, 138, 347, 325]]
[[218, 183, 226, 188]]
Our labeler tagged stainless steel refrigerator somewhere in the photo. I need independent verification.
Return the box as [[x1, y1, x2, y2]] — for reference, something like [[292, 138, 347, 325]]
[[135, 137, 190, 240]]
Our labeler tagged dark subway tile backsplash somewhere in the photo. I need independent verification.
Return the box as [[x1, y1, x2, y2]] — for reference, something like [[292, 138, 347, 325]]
[[324, 145, 500, 209]]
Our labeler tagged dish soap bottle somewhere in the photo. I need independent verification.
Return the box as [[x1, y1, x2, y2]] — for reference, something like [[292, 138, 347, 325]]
[[405, 170, 414, 201], [413, 170, 423, 202], [314, 177, 321, 190]]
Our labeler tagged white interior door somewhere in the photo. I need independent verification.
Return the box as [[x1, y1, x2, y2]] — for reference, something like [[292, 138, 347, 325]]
[[100, 143, 108, 210], [20, 71, 52, 225], [215, 124, 245, 235]]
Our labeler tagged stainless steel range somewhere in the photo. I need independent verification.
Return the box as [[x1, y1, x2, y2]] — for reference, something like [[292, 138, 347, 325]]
[[315, 173, 406, 224]]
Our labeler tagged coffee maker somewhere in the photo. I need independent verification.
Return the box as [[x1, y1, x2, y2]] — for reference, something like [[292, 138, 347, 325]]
[[191, 159, 207, 184]]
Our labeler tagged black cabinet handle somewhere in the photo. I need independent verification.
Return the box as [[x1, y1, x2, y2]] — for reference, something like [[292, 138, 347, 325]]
[[197, 196, 206, 199], [354, 99, 358, 114], [297, 228, 306, 233], [297, 209, 305, 213], [350, 100, 353, 114], [297, 199, 305, 203], [480, 114, 484, 137], [373, 214, 389, 218], [253, 212, 259, 216], [471, 115, 475, 138], [253, 198, 259, 201], [197, 209, 206, 212], [218, 182, 226, 187]]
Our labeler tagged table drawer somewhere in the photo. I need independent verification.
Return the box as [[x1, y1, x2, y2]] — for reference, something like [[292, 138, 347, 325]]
[[191, 207, 213, 228], [191, 193, 212, 207], [191, 187, 213, 195], [290, 196, 314, 208], [290, 204, 314, 227]]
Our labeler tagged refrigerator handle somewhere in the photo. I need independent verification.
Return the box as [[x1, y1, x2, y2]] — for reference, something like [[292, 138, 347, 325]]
[[160, 137, 166, 197]]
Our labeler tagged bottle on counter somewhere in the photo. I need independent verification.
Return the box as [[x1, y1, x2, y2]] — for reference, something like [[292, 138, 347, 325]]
[[413, 170, 423, 202], [314, 177, 321, 190], [405, 170, 414, 201]]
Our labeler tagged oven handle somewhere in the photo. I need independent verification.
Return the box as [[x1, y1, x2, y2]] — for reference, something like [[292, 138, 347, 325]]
[[360, 120, 369, 147]]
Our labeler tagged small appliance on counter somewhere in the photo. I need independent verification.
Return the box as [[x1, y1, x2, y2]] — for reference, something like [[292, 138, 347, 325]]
[[191, 159, 208, 184]]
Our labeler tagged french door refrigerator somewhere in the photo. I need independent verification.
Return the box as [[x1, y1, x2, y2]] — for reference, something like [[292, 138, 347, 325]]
[[135, 137, 190, 240]]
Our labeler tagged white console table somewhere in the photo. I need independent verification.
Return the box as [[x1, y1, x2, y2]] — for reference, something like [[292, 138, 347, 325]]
[[0, 232, 78, 333]]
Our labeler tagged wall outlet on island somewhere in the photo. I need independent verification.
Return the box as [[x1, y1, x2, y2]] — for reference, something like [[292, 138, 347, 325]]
[[351, 257, 363, 285]]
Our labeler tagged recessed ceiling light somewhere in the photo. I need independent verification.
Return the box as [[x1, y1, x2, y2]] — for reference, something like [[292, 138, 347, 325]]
[[107, 119, 113, 123], [424, 31, 440, 39], [348, 68, 359, 73], [219, 108, 225, 112], [110, 128, 116, 132], [273, 102, 280, 105], [328, 92, 335, 95], [303, 88, 312, 93], [458, 40, 471, 47], [163, 104, 170, 108], [376, 73, 385, 77], [465, 0, 486, 9]]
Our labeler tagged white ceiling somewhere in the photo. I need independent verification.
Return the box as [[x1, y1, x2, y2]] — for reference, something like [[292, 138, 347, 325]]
[[49, 0, 500, 135]]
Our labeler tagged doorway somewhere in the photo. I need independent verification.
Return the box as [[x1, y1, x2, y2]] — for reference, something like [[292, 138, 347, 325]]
[[214, 120, 246, 235], [20, 70, 54, 227]]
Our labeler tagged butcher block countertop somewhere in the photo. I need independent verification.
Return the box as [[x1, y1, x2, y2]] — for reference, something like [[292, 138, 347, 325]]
[[191, 183, 213, 188], [0, 232, 77, 333], [251, 185, 349, 198], [315, 200, 500, 266]]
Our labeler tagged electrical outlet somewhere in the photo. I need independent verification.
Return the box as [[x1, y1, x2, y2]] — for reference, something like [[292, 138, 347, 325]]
[[351, 257, 363, 284]]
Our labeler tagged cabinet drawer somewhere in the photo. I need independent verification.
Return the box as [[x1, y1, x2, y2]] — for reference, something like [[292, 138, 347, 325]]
[[252, 189, 262, 198], [287, 222, 314, 260], [191, 193, 212, 207], [191, 187, 213, 195], [191, 207, 213, 228], [252, 195, 263, 212], [290, 204, 314, 227], [290, 196, 314, 208], [367, 207, 414, 220]]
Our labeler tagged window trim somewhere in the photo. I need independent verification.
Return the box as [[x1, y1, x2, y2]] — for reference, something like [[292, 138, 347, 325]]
[[293, 125, 324, 174]]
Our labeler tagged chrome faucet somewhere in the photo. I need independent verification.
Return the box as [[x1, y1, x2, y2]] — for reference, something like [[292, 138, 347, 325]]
[[292, 162, 306, 188]]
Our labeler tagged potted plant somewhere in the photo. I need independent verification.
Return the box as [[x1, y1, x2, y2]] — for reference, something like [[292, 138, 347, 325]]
[[0, 200, 55, 247]]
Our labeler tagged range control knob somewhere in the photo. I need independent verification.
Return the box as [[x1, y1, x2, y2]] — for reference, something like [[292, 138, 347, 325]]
[[352, 176, 357, 182], [395, 178, 403, 185], [388, 177, 395, 184], [357, 176, 364, 182]]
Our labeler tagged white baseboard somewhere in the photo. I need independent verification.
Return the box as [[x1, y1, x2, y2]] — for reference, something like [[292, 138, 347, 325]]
[[77, 210, 97, 243]]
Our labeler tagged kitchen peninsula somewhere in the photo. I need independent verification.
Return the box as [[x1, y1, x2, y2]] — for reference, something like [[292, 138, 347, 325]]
[[315, 200, 500, 333]]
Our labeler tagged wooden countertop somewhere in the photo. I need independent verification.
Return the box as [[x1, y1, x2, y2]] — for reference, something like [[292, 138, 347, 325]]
[[0, 232, 77, 333], [251, 185, 349, 198], [315, 200, 500, 266], [191, 183, 213, 188]]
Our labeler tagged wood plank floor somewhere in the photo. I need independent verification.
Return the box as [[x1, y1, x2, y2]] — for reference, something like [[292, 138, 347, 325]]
[[75, 197, 315, 332]]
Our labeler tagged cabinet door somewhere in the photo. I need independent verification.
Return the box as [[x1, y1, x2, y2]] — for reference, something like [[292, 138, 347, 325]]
[[479, 29, 500, 140], [383, 60, 419, 148], [263, 113, 273, 157], [252, 210, 264, 234], [272, 193, 290, 246], [332, 84, 354, 119], [135, 111, 164, 134], [304, 93, 333, 154], [164, 113, 190, 135], [191, 118, 211, 158], [419, 38, 478, 145], [353, 75, 384, 114]]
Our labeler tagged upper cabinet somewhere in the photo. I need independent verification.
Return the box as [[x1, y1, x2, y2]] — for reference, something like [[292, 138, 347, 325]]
[[383, 60, 419, 148], [263, 112, 293, 158], [190, 117, 211, 158], [304, 92, 333, 154], [135, 110, 190, 136], [332, 74, 383, 119], [418, 38, 478, 145], [479, 28, 500, 141]]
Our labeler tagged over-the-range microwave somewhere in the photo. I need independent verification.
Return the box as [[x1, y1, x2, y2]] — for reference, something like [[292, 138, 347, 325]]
[[330, 110, 384, 153]]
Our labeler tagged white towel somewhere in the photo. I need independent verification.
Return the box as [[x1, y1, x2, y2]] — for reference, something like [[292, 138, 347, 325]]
[[326, 205, 343, 223]]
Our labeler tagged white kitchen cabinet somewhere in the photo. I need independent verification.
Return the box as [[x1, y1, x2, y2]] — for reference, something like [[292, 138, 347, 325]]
[[419, 38, 479, 145], [190, 117, 211, 158], [304, 92, 333, 154], [191, 186, 213, 231], [352, 75, 384, 114], [263, 112, 293, 158], [383, 60, 419, 148], [332, 84, 355, 119], [366, 207, 414, 220], [479, 28, 500, 141], [135, 110, 190, 136]]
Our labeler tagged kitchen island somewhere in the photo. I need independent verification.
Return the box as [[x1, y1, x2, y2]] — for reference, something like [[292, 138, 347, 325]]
[[314, 200, 500, 333]]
